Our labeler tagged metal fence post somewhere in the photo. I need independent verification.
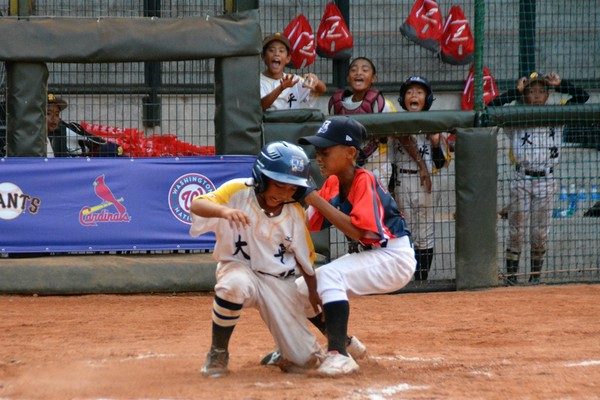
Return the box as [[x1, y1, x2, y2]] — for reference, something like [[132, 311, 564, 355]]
[[332, 0, 350, 89]]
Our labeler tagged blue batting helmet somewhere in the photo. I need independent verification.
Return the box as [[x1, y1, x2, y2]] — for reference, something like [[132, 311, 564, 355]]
[[252, 141, 312, 194], [398, 76, 434, 111]]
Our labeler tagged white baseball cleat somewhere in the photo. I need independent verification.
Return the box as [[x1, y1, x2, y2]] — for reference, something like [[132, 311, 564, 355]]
[[315, 351, 360, 376], [346, 336, 367, 360]]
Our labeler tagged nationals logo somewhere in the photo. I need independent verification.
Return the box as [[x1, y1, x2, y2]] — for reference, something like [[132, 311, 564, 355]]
[[79, 175, 131, 226], [169, 173, 215, 224]]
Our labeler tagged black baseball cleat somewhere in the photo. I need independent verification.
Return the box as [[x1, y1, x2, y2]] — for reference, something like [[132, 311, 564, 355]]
[[260, 350, 281, 366], [504, 275, 518, 286], [201, 346, 229, 378]]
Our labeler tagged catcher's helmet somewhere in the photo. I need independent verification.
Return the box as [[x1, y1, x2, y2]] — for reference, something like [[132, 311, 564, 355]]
[[252, 141, 312, 194], [398, 76, 434, 111]]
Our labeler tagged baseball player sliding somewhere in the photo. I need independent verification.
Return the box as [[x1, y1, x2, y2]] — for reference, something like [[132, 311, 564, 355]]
[[189, 141, 322, 378]]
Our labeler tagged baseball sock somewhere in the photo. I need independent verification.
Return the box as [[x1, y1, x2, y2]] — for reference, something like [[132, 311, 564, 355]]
[[530, 259, 543, 283], [414, 248, 433, 280], [505, 249, 520, 285], [210, 296, 243, 350], [309, 314, 355, 347], [323, 300, 349, 356]]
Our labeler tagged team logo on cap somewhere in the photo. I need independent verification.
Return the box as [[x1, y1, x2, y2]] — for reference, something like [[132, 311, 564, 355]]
[[318, 120, 332, 134], [291, 157, 305, 172]]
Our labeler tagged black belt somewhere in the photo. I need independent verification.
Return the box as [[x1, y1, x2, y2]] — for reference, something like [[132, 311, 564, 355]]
[[257, 269, 296, 279], [516, 166, 553, 177], [348, 239, 388, 254], [397, 168, 418, 174]]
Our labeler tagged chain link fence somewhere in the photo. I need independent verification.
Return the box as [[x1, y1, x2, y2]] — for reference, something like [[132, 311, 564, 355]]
[[0, 1, 598, 285]]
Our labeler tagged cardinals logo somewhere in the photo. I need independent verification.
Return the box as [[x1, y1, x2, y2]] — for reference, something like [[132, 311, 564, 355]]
[[79, 175, 130, 226]]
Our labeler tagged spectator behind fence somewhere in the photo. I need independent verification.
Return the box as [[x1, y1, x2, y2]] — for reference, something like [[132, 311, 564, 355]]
[[46, 94, 69, 157], [47, 94, 121, 157], [189, 141, 322, 378], [295, 116, 416, 376], [260, 33, 326, 111], [328, 57, 396, 189], [488, 72, 589, 285], [388, 76, 451, 281]]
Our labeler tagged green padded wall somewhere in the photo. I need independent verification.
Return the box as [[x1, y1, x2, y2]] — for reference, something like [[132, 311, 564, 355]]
[[455, 127, 498, 290]]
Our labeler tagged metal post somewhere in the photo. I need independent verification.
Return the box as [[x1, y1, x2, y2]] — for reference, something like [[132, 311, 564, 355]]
[[519, 0, 536, 78], [143, 0, 162, 128], [225, 0, 259, 13], [473, 0, 485, 115], [332, 0, 351, 89]]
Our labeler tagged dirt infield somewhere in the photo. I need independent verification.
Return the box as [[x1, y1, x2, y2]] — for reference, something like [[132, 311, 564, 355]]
[[1, 284, 599, 400]]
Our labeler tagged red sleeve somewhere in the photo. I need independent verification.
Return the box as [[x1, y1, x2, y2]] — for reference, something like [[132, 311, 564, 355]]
[[307, 176, 339, 231], [347, 170, 382, 236]]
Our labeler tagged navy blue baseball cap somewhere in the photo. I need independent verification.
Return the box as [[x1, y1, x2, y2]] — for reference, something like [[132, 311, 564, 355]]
[[524, 71, 548, 89], [298, 116, 367, 151]]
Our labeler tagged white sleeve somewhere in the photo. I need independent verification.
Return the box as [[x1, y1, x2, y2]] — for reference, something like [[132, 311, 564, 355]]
[[290, 206, 315, 276], [189, 211, 219, 238], [260, 75, 276, 99]]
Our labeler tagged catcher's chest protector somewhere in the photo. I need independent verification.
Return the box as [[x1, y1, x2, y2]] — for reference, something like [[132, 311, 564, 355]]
[[329, 89, 385, 115]]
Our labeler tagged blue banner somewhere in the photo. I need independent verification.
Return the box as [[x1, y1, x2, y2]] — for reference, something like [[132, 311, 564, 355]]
[[0, 156, 255, 253]]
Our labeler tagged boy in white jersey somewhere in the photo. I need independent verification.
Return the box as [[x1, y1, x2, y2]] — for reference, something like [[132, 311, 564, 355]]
[[190, 141, 322, 378], [488, 72, 589, 285], [260, 33, 326, 111], [388, 76, 451, 281]]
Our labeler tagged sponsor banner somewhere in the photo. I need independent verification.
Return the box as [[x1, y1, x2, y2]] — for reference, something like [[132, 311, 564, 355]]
[[0, 156, 255, 253]]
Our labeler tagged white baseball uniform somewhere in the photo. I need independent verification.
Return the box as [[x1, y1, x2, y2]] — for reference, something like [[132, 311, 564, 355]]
[[190, 177, 321, 368], [505, 126, 561, 254], [260, 73, 316, 110], [388, 134, 451, 249]]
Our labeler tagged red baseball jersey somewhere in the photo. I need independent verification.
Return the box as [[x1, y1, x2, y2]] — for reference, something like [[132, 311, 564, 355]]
[[307, 168, 410, 246]]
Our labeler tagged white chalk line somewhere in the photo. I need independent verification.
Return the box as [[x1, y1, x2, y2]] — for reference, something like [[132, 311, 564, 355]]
[[369, 354, 444, 363], [565, 360, 600, 367], [87, 352, 177, 366], [346, 383, 429, 400]]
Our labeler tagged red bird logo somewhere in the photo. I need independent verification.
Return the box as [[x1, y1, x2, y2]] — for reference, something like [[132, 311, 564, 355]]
[[93, 175, 126, 214]]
